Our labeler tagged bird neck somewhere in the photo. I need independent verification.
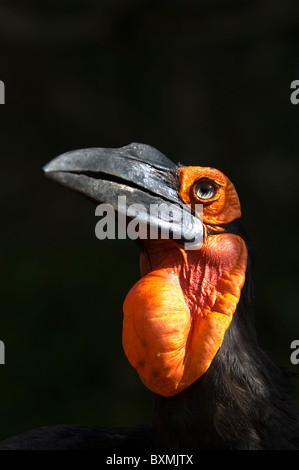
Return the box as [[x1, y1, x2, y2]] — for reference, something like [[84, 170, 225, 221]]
[[153, 286, 299, 450]]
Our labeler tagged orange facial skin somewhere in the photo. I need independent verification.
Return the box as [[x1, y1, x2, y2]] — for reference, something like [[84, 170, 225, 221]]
[[122, 167, 248, 397], [179, 166, 241, 230]]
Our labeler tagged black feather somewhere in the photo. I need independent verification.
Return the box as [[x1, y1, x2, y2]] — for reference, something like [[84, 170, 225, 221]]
[[153, 221, 299, 450]]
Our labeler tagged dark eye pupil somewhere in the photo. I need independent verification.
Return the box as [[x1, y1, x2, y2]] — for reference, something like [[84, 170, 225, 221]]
[[195, 181, 216, 200]]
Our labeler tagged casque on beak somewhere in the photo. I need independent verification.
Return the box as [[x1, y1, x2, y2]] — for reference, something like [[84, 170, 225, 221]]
[[43, 142, 204, 248]]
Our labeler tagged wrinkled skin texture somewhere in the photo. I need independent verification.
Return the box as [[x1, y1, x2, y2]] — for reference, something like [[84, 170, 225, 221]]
[[123, 234, 247, 396]]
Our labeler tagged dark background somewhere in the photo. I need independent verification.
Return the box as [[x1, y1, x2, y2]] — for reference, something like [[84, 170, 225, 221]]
[[0, 0, 299, 442]]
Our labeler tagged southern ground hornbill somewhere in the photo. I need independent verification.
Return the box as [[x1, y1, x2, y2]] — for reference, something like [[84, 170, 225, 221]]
[[1, 143, 299, 451]]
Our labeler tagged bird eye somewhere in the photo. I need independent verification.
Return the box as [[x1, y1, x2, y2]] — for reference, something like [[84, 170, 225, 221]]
[[194, 180, 217, 200]]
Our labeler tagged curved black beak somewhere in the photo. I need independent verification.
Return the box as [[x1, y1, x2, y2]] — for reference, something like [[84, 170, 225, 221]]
[[43, 143, 203, 248]]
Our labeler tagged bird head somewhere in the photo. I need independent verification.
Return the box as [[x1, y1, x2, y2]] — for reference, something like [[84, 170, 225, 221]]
[[44, 143, 247, 398]]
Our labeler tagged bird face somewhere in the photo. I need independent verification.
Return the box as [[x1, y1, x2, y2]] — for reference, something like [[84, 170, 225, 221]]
[[178, 166, 242, 227], [44, 143, 247, 397]]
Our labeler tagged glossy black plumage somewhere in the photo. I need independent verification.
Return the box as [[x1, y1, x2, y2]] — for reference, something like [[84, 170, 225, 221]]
[[0, 423, 153, 451], [154, 225, 299, 449]]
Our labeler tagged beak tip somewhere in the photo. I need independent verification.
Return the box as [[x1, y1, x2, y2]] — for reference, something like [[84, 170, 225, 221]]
[[43, 158, 65, 181], [43, 152, 70, 175]]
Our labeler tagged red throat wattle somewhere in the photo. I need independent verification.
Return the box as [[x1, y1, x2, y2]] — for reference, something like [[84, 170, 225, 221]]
[[122, 234, 247, 397]]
